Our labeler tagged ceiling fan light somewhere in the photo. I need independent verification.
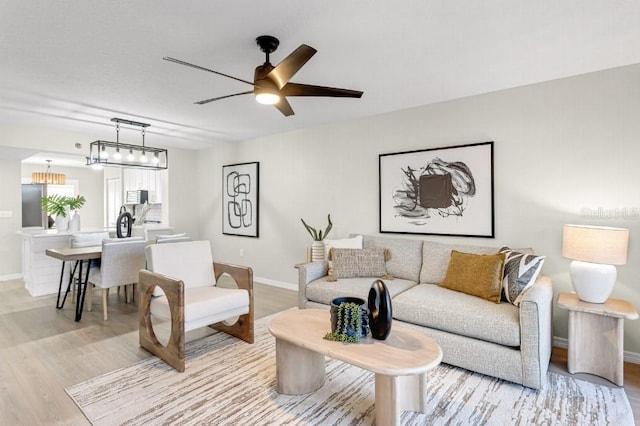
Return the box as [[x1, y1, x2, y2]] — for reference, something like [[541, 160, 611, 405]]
[[255, 92, 280, 105]]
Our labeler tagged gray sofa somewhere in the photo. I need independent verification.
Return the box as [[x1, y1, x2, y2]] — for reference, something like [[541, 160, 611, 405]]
[[297, 234, 553, 389]]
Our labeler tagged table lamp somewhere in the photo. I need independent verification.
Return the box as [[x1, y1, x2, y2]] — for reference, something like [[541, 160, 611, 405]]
[[562, 224, 629, 303]]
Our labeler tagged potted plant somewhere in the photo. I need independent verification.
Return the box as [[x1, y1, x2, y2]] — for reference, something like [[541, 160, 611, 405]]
[[41, 194, 86, 231], [301, 214, 333, 262], [324, 297, 367, 343], [66, 195, 86, 212]]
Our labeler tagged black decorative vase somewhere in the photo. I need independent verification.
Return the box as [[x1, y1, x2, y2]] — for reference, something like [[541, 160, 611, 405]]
[[330, 297, 369, 338], [368, 279, 392, 340]]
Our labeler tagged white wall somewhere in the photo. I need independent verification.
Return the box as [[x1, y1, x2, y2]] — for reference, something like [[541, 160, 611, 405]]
[[0, 160, 23, 277], [167, 148, 200, 239], [198, 63, 640, 353]]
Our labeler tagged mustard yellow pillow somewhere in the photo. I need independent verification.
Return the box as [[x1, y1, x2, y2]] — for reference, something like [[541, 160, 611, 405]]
[[440, 250, 506, 303]]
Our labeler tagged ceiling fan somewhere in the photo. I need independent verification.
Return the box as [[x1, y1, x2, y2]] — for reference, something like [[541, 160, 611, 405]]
[[163, 35, 363, 117]]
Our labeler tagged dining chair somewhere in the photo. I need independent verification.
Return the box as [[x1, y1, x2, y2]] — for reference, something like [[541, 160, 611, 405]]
[[87, 239, 147, 320], [102, 236, 146, 302], [70, 232, 110, 248], [138, 240, 254, 372], [69, 232, 110, 303], [155, 233, 191, 244]]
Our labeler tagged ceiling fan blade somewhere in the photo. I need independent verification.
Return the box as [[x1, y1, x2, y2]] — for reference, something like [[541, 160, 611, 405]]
[[163, 56, 255, 87], [267, 44, 317, 90], [281, 83, 363, 98], [195, 91, 254, 105], [273, 97, 294, 117]]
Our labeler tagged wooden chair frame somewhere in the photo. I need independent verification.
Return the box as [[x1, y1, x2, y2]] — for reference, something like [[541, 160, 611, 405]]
[[138, 262, 254, 372]]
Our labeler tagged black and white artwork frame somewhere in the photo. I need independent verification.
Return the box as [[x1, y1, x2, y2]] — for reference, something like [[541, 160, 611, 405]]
[[379, 141, 494, 238], [222, 161, 259, 238]]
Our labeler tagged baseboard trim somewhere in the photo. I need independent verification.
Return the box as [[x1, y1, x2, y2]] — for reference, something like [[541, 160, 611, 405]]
[[553, 336, 568, 349], [553, 336, 640, 364], [0, 274, 22, 282], [254, 276, 297, 292]]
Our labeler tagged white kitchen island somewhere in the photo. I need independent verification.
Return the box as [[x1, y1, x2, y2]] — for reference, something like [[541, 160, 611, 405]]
[[20, 224, 174, 297], [19, 228, 109, 297]]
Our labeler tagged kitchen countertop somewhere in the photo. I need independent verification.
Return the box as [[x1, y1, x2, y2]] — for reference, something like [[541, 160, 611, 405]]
[[18, 227, 110, 237]]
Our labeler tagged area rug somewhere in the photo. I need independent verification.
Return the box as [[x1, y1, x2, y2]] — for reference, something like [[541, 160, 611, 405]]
[[66, 314, 634, 425]]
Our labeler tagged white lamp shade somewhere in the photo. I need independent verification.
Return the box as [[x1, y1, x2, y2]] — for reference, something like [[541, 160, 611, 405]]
[[562, 224, 629, 265]]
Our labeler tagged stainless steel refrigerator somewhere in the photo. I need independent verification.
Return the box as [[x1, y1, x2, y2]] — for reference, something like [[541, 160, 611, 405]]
[[22, 184, 46, 228]]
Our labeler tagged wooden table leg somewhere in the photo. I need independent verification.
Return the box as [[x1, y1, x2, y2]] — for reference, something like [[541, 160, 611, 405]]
[[568, 310, 625, 386], [375, 373, 426, 426], [275, 338, 325, 395]]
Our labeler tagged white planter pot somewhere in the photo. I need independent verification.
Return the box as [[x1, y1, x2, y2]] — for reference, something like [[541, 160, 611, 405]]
[[55, 215, 69, 232], [311, 241, 326, 262], [68, 212, 81, 233]]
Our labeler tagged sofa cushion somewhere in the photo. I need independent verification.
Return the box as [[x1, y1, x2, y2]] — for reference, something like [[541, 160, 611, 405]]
[[306, 277, 417, 306], [330, 248, 388, 279], [420, 240, 498, 284], [440, 250, 506, 303], [392, 284, 521, 347], [150, 286, 249, 324], [500, 246, 546, 306], [362, 235, 423, 282]]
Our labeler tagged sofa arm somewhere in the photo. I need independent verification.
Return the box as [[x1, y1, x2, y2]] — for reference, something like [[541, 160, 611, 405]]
[[518, 275, 554, 389], [297, 261, 329, 308]]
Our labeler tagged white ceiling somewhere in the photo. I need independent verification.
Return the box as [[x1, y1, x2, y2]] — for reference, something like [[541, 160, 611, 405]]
[[1, 1, 640, 154]]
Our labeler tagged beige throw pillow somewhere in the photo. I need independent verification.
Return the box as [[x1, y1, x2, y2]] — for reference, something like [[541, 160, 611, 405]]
[[324, 235, 364, 277], [328, 248, 390, 281], [440, 250, 506, 303]]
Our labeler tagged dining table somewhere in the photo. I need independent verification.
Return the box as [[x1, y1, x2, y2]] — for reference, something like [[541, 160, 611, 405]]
[[45, 246, 102, 322]]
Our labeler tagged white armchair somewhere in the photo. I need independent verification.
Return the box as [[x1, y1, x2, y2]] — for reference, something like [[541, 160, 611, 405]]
[[138, 240, 254, 372]]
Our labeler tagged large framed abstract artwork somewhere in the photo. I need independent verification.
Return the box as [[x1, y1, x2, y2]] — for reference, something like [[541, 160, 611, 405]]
[[222, 162, 259, 238], [379, 142, 494, 238]]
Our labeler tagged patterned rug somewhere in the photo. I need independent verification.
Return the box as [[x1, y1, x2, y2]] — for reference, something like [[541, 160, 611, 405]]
[[66, 314, 634, 425]]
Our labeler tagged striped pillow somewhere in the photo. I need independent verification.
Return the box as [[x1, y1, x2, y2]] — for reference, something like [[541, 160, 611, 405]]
[[499, 246, 546, 306]]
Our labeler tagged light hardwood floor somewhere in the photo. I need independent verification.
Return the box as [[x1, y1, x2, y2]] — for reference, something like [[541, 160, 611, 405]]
[[0, 278, 298, 425], [1, 278, 638, 424]]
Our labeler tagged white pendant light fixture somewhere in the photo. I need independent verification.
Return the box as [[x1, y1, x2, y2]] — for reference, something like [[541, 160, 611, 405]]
[[86, 118, 168, 169]]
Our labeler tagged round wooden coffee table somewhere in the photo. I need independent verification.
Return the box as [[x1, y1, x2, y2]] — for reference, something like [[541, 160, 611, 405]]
[[269, 309, 442, 426]]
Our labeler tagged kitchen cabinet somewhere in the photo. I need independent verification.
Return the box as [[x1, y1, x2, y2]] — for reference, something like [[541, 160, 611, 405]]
[[122, 168, 163, 203]]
